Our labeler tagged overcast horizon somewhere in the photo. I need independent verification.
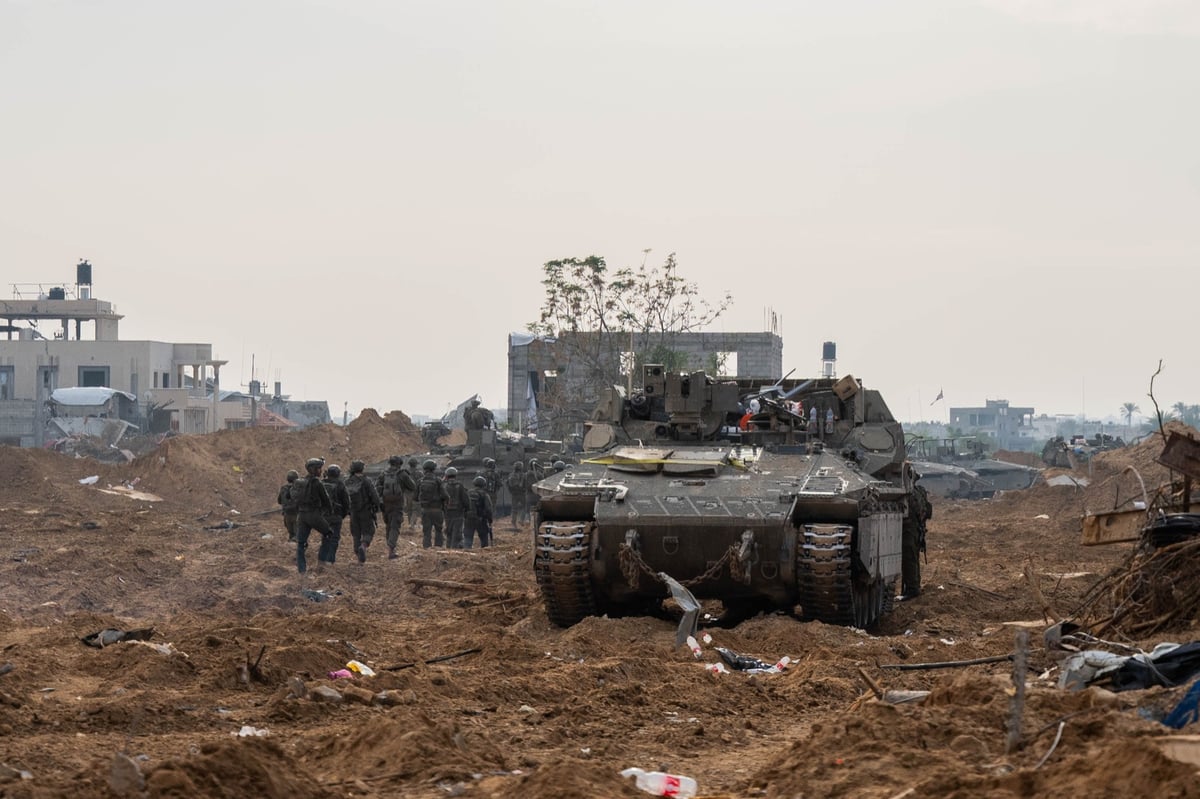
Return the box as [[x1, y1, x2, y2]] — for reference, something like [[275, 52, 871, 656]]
[[3, 0, 1198, 427]]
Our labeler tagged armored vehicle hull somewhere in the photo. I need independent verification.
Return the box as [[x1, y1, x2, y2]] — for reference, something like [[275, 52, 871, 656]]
[[534, 366, 919, 629]]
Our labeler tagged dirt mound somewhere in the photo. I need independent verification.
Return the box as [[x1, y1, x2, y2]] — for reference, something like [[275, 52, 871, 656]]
[[0, 421, 1196, 798]]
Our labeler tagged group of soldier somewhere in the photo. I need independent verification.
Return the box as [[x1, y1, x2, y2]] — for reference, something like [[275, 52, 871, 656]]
[[276, 451, 566, 575]]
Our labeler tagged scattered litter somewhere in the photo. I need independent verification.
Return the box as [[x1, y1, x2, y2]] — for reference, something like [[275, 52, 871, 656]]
[[81, 628, 155, 649], [128, 640, 187, 658], [1061, 642, 1200, 691], [1034, 514, 1050, 520], [685, 636, 702, 659], [714, 647, 790, 674], [203, 520, 242, 531], [97, 486, 164, 502], [701, 632, 713, 645], [328, 669, 353, 680], [518, 704, 538, 714], [234, 725, 268, 737], [78, 475, 99, 485], [0, 762, 34, 781], [80, 521, 102, 530], [883, 690, 931, 705], [704, 662, 730, 675], [346, 660, 376, 677], [1162, 680, 1200, 729], [939, 638, 956, 646], [659, 572, 700, 646], [621, 766, 698, 798], [301, 589, 330, 603]]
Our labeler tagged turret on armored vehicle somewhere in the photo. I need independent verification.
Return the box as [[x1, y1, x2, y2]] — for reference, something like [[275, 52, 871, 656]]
[[533, 364, 920, 629]]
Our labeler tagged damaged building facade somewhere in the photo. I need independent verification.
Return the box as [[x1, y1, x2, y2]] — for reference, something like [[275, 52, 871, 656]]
[[0, 262, 328, 447], [507, 330, 784, 436]]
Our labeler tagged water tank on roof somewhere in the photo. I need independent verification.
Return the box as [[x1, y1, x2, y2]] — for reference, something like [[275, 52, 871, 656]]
[[77, 260, 93, 286], [48, 287, 66, 300]]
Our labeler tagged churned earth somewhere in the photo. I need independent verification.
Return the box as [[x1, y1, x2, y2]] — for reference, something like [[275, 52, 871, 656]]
[[0, 415, 1197, 798]]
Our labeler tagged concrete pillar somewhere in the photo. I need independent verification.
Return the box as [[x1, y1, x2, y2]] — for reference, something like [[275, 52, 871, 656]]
[[211, 364, 220, 433]]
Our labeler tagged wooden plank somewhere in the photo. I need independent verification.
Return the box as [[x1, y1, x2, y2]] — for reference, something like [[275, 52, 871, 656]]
[[1158, 433, 1200, 481], [1080, 508, 1147, 546]]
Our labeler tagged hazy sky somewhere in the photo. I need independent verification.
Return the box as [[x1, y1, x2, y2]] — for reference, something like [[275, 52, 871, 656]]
[[3, 0, 1198, 424]]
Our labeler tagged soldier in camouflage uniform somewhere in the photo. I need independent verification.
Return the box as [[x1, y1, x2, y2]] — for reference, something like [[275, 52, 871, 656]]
[[277, 469, 300, 542], [345, 460, 382, 563], [416, 459, 449, 548], [442, 466, 471, 549], [293, 458, 334, 575], [902, 468, 933, 598], [376, 455, 416, 559], [465, 475, 494, 548], [404, 457, 421, 528], [320, 464, 351, 567], [507, 461, 528, 529]]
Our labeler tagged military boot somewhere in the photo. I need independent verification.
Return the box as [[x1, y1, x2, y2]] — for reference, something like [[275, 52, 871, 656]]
[[388, 546, 398, 560]]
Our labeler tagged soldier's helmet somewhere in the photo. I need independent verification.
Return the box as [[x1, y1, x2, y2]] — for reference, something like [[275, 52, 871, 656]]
[[305, 457, 325, 474], [388, 455, 402, 466], [422, 459, 436, 472], [325, 464, 342, 479], [444, 466, 458, 478], [553, 460, 566, 471], [408, 457, 419, 468], [529, 458, 539, 469], [349, 460, 365, 474], [473, 475, 487, 487], [513, 461, 524, 472], [286, 469, 299, 482], [483, 457, 496, 469]]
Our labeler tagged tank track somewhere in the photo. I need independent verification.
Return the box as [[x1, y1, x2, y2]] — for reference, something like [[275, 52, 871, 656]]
[[796, 524, 855, 626], [534, 520, 599, 627], [796, 523, 890, 628]]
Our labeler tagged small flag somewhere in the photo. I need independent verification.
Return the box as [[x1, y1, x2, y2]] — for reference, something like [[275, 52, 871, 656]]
[[930, 388, 944, 406]]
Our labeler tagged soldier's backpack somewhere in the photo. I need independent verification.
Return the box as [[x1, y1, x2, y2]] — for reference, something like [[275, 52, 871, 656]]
[[346, 476, 369, 512], [322, 479, 344, 516], [506, 472, 524, 492], [417, 475, 442, 505], [381, 468, 404, 499], [471, 489, 489, 519], [445, 481, 468, 512]]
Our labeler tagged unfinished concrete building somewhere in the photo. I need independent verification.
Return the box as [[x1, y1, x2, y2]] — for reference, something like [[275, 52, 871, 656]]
[[507, 330, 784, 436]]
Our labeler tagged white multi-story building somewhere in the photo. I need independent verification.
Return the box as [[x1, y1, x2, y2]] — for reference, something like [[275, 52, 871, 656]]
[[0, 262, 230, 446]]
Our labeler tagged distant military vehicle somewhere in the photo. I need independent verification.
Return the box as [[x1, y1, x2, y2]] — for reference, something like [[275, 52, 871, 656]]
[[533, 365, 921, 630], [1042, 433, 1126, 469], [907, 435, 1040, 498]]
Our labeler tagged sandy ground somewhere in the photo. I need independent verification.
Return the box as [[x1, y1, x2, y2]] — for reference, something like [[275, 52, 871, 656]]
[[0, 416, 1197, 798]]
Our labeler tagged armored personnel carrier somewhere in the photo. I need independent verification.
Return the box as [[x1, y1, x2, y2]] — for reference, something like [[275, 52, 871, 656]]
[[533, 364, 918, 629]]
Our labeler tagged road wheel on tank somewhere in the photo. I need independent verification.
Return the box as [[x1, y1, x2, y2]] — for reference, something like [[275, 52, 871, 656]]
[[534, 520, 599, 627]]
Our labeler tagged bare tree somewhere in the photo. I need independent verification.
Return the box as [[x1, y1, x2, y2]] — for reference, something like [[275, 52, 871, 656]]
[[527, 253, 732, 436]]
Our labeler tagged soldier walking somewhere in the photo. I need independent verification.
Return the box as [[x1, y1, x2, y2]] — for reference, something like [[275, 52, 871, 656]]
[[443, 467, 470, 548], [345, 460, 382, 563], [465, 475, 494, 548], [293, 457, 334, 575], [277, 469, 299, 542], [416, 459, 449, 548], [404, 457, 421, 528], [377, 455, 416, 560], [507, 461, 528, 529], [320, 464, 351, 567]]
